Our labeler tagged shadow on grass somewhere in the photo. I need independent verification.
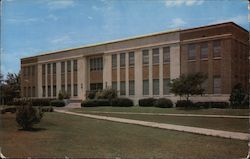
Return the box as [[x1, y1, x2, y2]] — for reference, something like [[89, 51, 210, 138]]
[[18, 128, 47, 132]]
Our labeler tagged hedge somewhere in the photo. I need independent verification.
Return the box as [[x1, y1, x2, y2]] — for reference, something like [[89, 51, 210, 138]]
[[176, 100, 195, 108], [111, 98, 134, 107], [138, 98, 157, 107], [8, 98, 56, 106], [194, 102, 229, 109], [154, 98, 173, 108], [81, 99, 110, 107], [50, 100, 65, 107]]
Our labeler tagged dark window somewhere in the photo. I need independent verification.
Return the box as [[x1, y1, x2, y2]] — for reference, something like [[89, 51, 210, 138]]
[[142, 50, 149, 65], [53, 85, 56, 97], [163, 79, 170, 95], [120, 81, 126, 95], [213, 40, 221, 57], [129, 80, 135, 95], [32, 86, 35, 97], [73, 84, 78, 96], [53, 63, 56, 74], [27, 67, 30, 76], [42, 64, 45, 75], [112, 54, 117, 68], [152, 48, 159, 64], [67, 61, 71, 72], [213, 76, 221, 94], [23, 87, 26, 97], [163, 47, 170, 63], [90, 57, 103, 71], [73, 60, 77, 71], [42, 86, 45, 97], [200, 43, 208, 59], [61, 85, 65, 93], [28, 87, 31, 97], [201, 79, 208, 94], [67, 84, 71, 97], [120, 53, 125, 67], [112, 82, 117, 90], [61, 62, 65, 73], [188, 44, 196, 60], [48, 86, 51, 97], [32, 66, 35, 76], [129, 52, 134, 67], [90, 83, 103, 91], [143, 80, 149, 95], [47, 64, 51, 74], [153, 79, 159, 95]]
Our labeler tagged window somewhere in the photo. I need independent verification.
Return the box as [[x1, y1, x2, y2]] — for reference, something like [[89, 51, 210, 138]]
[[143, 80, 149, 95], [142, 50, 149, 65], [61, 85, 65, 93], [47, 64, 51, 74], [67, 61, 71, 72], [61, 62, 65, 73], [90, 83, 103, 91], [200, 43, 208, 59], [53, 85, 56, 97], [90, 57, 103, 71], [32, 66, 35, 76], [120, 81, 126, 95], [42, 86, 45, 97], [112, 54, 117, 68], [188, 44, 196, 60], [163, 47, 170, 63], [53, 63, 56, 74], [23, 87, 26, 97], [201, 79, 208, 94], [112, 82, 117, 90], [163, 79, 170, 95], [213, 76, 221, 94], [129, 80, 135, 95], [67, 84, 71, 97], [28, 87, 31, 97], [73, 60, 77, 71], [120, 53, 125, 67], [48, 86, 51, 97], [153, 79, 159, 95], [152, 48, 159, 64], [73, 84, 78, 96], [42, 64, 45, 75], [213, 40, 221, 57], [32, 86, 35, 97], [27, 67, 31, 76], [129, 52, 134, 66]]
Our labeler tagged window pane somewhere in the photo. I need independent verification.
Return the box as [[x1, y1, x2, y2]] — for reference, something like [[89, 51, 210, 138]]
[[47, 64, 51, 74], [120, 81, 126, 95], [42, 64, 45, 75], [163, 47, 170, 63], [112, 82, 117, 90], [53, 63, 56, 74], [48, 86, 51, 97], [67, 84, 71, 96], [129, 80, 135, 95], [163, 79, 170, 95], [120, 53, 125, 67], [74, 84, 78, 96], [61, 62, 65, 73], [129, 52, 134, 66], [143, 80, 149, 95], [213, 40, 221, 57], [61, 85, 65, 93], [200, 43, 208, 59], [153, 48, 159, 64], [153, 79, 159, 95], [112, 54, 117, 68], [73, 60, 77, 71], [32, 86, 35, 97], [42, 86, 45, 97], [67, 61, 71, 72], [32, 66, 35, 76], [201, 79, 208, 94], [53, 85, 56, 97], [142, 50, 149, 65], [188, 44, 196, 60], [213, 76, 221, 94]]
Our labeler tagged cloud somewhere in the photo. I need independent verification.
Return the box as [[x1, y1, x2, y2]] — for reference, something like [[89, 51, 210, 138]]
[[7, 18, 40, 24], [92, 5, 100, 11], [47, 0, 75, 10], [170, 18, 187, 28], [87, 16, 93, 20], [50, 35, 73, 45], [210, 15, 248, 26], [165, 0, 204, 7], [47, 14, 59, 21]]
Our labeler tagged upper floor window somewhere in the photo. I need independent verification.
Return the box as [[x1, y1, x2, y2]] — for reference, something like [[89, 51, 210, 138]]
[[27, 67, 31, 76], [163, 47, 170, 63], [42, 64, 45, 75], [152, 48, 159, 64], [142, 50, 149, 65], [47, 64, 51, 74], [90, 57, 103, 71], [61, 62, 65, 73], [53, 63, 56, 74], [188, 44, 196, 60], [200, 43, 208, 59], [67, 61, 71, 72], [213, 40, 221, 57], [31, 66, 35, 76], [73, 60, 77, 71], [112, 54, 117, 68], [129, 52, 134, 67], [120, 53, 125, 67]]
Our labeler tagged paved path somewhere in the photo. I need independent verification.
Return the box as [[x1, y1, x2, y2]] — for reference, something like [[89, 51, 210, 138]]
[[76, 110, 249, 119], [55, 109, 249, 141]]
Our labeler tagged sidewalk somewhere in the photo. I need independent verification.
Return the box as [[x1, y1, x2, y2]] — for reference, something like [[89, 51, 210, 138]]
[[55, 109, 249, 141]]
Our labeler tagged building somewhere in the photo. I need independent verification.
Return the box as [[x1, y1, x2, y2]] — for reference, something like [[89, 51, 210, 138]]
[[20, 22, 249, 103]]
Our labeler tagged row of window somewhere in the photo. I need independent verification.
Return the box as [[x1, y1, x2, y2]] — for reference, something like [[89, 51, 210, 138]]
[[23, 86, 36, 97], [42, 60, 78, 75], [188, 40, 221, 60], [90, 57, 103, 71], [23, 65, 36, 77], [42, 84, 78, 97]]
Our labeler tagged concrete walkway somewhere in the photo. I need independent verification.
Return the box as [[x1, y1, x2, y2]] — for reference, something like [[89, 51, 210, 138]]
[[55, 109, 249, 141]]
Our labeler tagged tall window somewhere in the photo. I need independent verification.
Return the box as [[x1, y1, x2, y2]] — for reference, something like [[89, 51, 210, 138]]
[[27, 67, 30, 76], [163, 47, 170, 63], [188, 44, 196, 60], [129, 52, 134, 67], [213, 76, 221, 94], [120, 53, 125, 67], [67, 61, 71, 72], [28, 87, 31, 97], [112, 82, 117, 90], [32, 66, 35, 76], [73, 84, 78, 96], [112, 54, 117, 68], [129, 80, 135, 95], [67, 84, 71, 97], [32, 86, 35, 97], [53, 85, 56, 97], [61, 85, 65, 93], [200, 43, 208, 59], [120, 81, 126, 95], [143, 80, 149, 95], [142, 50, 149, 65], [61, 62, 65, 73], [53, 63, 56, 74], [153, 79, 159, 95], [42, 64, 45, 75], [90, 83, 103, 91], [90, 57, 103, 71], [201, 79, 208, 94], [48, 86, 51, 97], [73, 60, 77, 71], [163, 79, 170, 95], [152, 48, 159, 64], [47, 64, 51, 74], [42, 86, 45, 97], [213, 40, 221, 57]]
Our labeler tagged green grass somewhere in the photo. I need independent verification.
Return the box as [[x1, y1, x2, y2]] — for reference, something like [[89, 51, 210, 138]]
[[76, 106, 249, 116], [0, 112, 248, 158]]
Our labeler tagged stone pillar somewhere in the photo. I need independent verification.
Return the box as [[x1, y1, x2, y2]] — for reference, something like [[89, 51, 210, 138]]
[[56, 62, 61, 97], [149, 49, 153, 96], [65, 61, 67, 92], [135, 50, 142, 99], [103, 54, 112, 89], [71, 60, 74, 98], [78, 57, 87, 100], [117, 54, 120, 96], [170, 44, 181, 79], [50, 64, 53, 97], [159, 47, 163, 96], [37, 64, 42, 98], [45, 64, 48, 98], [125, 52, 129, 96]]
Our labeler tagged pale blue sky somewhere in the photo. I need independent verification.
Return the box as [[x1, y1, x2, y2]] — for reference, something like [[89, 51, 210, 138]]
[[1, 0, 249, 76]]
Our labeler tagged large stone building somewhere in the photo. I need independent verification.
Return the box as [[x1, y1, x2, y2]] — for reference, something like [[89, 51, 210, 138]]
[[20, 22, 249, 103]]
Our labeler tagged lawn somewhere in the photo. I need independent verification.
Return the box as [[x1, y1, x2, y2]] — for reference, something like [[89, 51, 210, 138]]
[[73, 110, 249, 133], [76, 106, 249, 116], [0, 112, 248, 158]]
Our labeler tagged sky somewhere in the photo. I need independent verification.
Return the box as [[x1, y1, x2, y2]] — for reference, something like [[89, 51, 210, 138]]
[[1, 0, 249, 77]]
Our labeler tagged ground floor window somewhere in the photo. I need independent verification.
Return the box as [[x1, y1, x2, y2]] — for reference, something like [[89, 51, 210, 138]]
[[163, 79, 170, 95], [213, 76, 221, 94], [53, 85, 56, 97], [201, 79, 208, 94], [48, 86, 51, 97], [120, 81, 126, 95], [73, 84, 78, 96], [112, 82, 117, 90], [143, 80, 149, 95], [32, 86, 35, 97], [42, 86, 45, 97], [67, 84, 71, 97], [129, 80, 135, 95], [153, 79, 159, 95], [90, 83, 103, 91]]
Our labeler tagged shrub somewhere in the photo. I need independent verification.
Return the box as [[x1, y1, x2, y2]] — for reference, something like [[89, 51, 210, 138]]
[[81, 99, 110, 107], [111, 98, 133, 107], [194, 102, 209, 109], [86, 91, 96, 99], [229, 83, 245, 107], [12, 98, 55, 106], [1, 107, 16, 114], [194, 102, 229, 109], [176, 100, 194, 108], [16, 103, 43, 130], [50, 100, 65, 107], [139, 98, 156, 107], [154, 98, 173, 108], [41, 106, 54, 112]]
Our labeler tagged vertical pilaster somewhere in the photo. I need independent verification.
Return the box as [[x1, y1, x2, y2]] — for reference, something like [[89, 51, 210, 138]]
[[37, 64, 42, 98], [77, 57, 87, 100], [159, 47, 163, 96], [170, 44, 181, 79], [56, 62, 61, 97], [125, 52, 129, 96], [71, 60, 74, 98], [45, 63, 48, 98], [149, 49, 153, 96], [65, 61, 67, 92], [117, 54, 120, 96], [135, 50, 142, 98], [50, 64, 53, 97], [103, 54, 112, 89]]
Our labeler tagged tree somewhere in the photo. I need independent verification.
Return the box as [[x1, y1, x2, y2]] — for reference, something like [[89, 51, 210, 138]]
[[229, 83, 246, 107], [169, 72, 207, 101]]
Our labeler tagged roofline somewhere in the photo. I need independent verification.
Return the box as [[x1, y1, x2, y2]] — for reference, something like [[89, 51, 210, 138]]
[[21, 28, 181, 60], [182, 21, 249, 33]]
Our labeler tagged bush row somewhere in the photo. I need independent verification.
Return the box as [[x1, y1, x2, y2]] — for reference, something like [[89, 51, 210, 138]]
[[139, 98, 173, 108], [81, 98, 133, 107], [7, 98, 65, 107]]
